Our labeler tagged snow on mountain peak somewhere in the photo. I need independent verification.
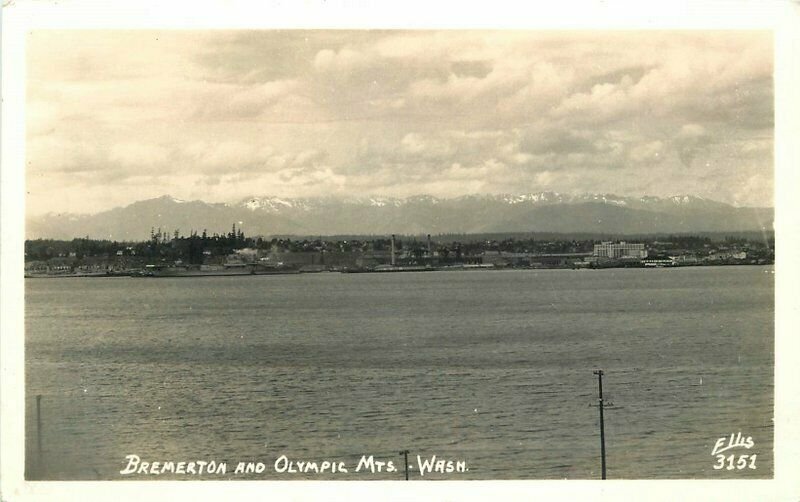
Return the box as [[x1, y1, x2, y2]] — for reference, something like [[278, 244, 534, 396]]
[[244, 199, 263, 211], [243, 196, 311, 212], [234, 193, 724, 213], [670, 195, 694, 205], [500, 192, 565, 205]]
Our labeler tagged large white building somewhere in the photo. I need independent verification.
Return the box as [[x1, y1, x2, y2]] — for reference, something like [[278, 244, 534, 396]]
[[593, 241, 647, 259]]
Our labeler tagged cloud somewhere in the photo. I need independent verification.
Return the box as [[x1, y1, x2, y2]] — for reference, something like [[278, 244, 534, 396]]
[[399, 133, 455, 160], [313, 48, 371, 74], [628, 141, 665, 164], [191, 79, 301, 120], [25, 30, 774, 215], [520, 129, 598, 156], [674, 124, 713, 167], [28, 133, 330, 183]]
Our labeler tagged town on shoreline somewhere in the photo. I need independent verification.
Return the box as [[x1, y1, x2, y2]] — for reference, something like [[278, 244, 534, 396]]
[[24, 226, 774, 278]]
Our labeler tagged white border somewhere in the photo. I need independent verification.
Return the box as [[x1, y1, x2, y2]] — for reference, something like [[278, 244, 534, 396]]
[[2, 1, 799, 500]]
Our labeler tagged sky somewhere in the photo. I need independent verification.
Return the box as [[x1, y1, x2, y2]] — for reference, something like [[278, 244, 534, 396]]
[[25, 30, 773, 216]]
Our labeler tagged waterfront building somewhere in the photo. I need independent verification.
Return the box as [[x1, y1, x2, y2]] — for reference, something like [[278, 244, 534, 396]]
[[593, 241, 647, 259], [642, 255, 676, 267]]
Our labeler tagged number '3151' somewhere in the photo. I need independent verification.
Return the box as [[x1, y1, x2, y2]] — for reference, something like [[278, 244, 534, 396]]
[[713, 454, 757, 470]]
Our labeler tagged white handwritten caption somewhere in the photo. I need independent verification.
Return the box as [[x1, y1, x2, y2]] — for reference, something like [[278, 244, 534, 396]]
[[711, 432, 756, 471], [119, 454, 468, 476]]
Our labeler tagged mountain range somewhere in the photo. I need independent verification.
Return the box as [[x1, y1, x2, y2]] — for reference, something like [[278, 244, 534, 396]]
[[26, 193, 774, 241]]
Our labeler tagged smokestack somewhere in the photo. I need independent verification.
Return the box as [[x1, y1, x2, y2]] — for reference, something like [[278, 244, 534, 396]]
[[391, 234, 396, 266], [427, 234, 432, 256]]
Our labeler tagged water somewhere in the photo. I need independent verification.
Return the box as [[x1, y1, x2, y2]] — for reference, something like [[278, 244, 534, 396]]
[[25, 266, 774, 479]]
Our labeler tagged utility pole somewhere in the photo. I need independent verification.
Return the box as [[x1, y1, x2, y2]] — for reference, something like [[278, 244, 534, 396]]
[[399, 450, 410, 480], [36, 394, 43, 475], [593, 369, 607, 480]]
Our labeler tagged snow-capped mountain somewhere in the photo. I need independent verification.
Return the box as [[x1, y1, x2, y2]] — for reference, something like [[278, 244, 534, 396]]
[[26, 193, 773, 240]]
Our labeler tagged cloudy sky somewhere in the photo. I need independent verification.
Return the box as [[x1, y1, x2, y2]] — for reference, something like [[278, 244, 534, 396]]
[[26, 30, 773, 216]]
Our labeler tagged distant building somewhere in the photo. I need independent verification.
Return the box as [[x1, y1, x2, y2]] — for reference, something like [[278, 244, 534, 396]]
[[531, 253, 592, 268], [593, 241, 647, 259], [642, 255, 676, 267]]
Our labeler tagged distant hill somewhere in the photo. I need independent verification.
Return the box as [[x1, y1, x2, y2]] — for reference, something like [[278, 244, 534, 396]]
[[26, 193, 774, 241]]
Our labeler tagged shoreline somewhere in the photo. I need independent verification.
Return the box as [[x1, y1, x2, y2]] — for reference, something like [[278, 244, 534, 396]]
[[23, 262, 773, 279]]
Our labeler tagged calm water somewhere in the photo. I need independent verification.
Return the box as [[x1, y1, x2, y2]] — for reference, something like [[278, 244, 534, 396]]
[[25, 267, 774, 480]]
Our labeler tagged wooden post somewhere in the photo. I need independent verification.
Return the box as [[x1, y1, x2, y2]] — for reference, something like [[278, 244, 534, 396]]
[[593, 370, 607, 480], [399, 450, 410, 480]]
